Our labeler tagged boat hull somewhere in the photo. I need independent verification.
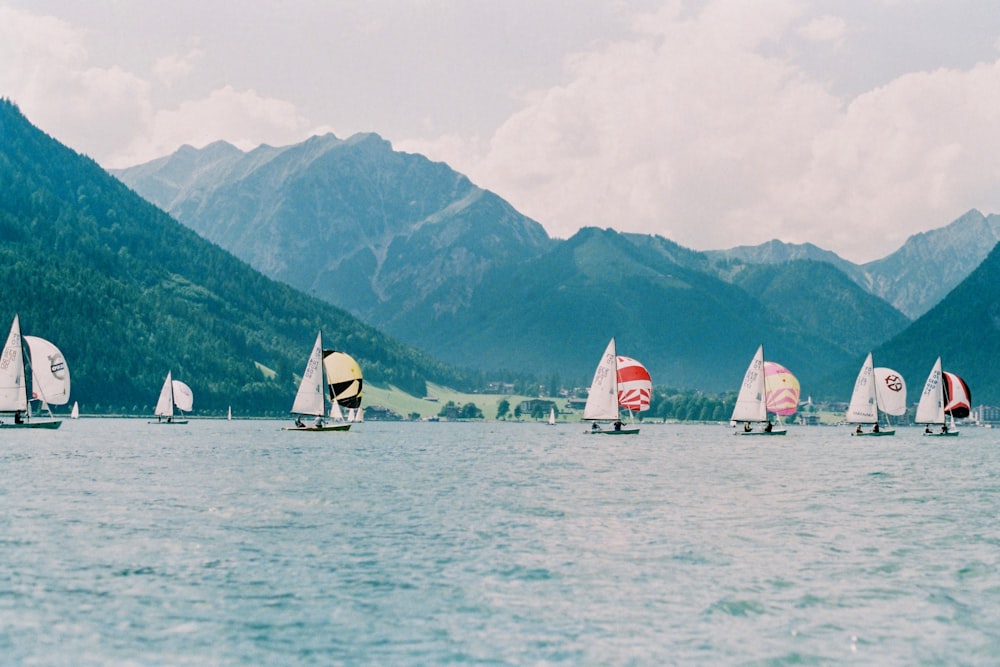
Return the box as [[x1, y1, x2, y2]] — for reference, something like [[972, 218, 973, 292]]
[[148, 420, 189, 425], [0, 420, 62, 429], [923, 431, 959, 437], [282, 424, 351, 432], [587, 428, 640, 435], [734, 430, 786, 436], [852, 430, 895, 436]]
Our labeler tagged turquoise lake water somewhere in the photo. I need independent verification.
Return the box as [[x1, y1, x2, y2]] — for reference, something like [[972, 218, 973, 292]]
[[1, 419, 999, 665]]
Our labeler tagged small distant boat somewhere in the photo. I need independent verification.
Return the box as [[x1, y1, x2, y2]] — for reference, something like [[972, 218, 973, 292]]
[[70, 401, 79, 419], [583, 338, 649, 435], [283, 332, 363, 432], [150, 371, 192, 424], [846, 352, 906, 436], [731, 345, 798, 435], [916, 357, 969, 436], [227, 405, 232, 421], [548, 406, 556, 425], [0, 314, 70, 429]]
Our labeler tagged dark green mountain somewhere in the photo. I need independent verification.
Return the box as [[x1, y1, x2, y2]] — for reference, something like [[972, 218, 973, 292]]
[[859, 209, 1000, 318], [398, 227, 857, 393], [873, 240, 1000, 403], [707, 210, 1000, 318], [0, 99, 467, 415], [116, 136, 916, 395], [113, 134, 553, 333], [812, 241, 1000, 404], [724, 260, 910, 357]]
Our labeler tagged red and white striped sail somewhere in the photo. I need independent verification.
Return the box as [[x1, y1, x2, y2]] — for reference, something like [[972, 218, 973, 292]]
[[943, 371, 971, 418], [616, 356, 651, 412]]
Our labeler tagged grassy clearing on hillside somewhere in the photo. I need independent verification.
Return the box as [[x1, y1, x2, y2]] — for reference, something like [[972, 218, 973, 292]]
[[363, 383, 585, 422]]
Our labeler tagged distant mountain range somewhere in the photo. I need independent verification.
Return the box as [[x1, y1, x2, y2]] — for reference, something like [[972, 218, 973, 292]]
[[115, 134, 552, 333], [114, 133, 1000, 398], [814, 240, 1000, 403], [706, 209, 1000, 319], [0, 99, 470, 415]]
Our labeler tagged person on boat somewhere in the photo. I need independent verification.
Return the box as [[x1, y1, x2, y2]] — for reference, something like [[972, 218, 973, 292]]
[[764, 421, 773, 432], [314, 416, 323, 428], [855, 425, 862, 435], [925, 425, 932, 434], [295, 416, 305, 428], [613, 420, 623, 431], [942, 424, 948, 434], [744, 422, 752, 432], [14, 410, 23, 424], [166, 416, 172, 423], [873, 423, 880, 433]]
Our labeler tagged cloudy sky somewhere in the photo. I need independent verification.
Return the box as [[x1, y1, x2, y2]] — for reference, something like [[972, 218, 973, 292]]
[[3, 0, 1000, 262]]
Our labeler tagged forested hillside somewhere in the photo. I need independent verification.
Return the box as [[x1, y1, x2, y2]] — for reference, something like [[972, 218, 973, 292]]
[[810, 241, 1000, 403], [0, 99, 469, 415]]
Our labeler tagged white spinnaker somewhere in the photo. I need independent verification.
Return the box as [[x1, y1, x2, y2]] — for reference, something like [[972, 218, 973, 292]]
[[873, 367, 907, 416], [171, 380, 194, 412], [24, 335, 71, 406]]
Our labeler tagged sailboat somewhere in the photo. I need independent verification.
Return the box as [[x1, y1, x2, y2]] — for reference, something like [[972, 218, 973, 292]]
[[150, 371, 193, 424], [846, 352, 906, 436], [284, 332, 363, 432], [731, 345, 799, 435], [583, 338, 650, 435], [915, 357, 969, 436], [227, 405, 232, 421], [0, 315, 71, 429], [70, 401, 79, 419], [548, 406, 556, 425]]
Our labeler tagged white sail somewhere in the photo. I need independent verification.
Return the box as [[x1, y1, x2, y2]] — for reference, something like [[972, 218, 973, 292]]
[[0, 315, 28, 413], [330, 401, 345, 422], [71, 401, 79, 419], [915, 357, 945, 425], [731, 345, 768, 423], [171, 380, 194, 412], [227, 405, 232, 421], [873, 367, 907, 416], [846, 353, 877, 424], [24, 335, 71, 406], [291, 332, 325, 417], [583, 338, 620, 421], [154, 371, 174, 418], [549, 406, 556, 425]]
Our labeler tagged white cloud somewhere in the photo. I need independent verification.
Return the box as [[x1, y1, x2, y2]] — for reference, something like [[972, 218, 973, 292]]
[[0, 7, 152, 160], [411, 0, 1000, 262], [109, 85, 319, 167], [5, 1, 1000, 263], [0, 7, 322, 168], [153, 46, 205, 87], [797, 15, 847, 47]]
